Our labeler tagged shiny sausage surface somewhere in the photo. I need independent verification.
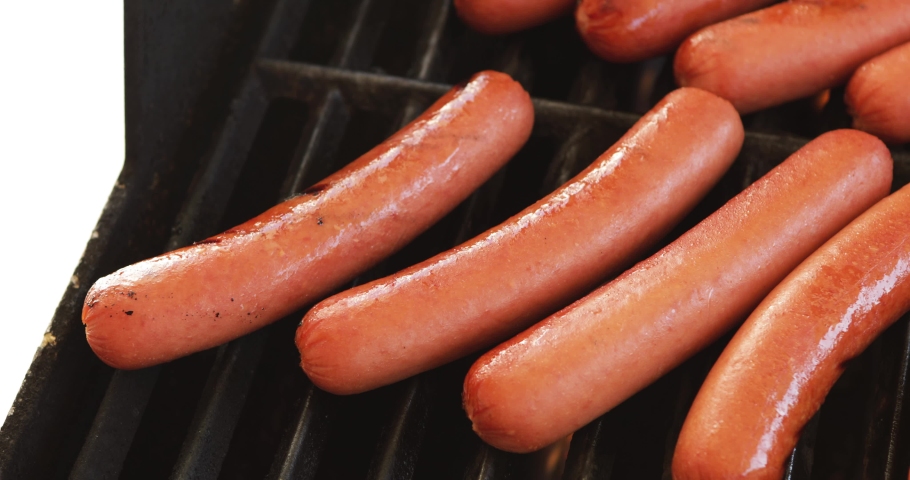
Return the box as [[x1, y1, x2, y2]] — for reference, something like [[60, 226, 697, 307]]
[[675, 0, 910, 113], [454, 0, 574, 35], [674, 183, 910, 480], [846, 41, 910, 144], [83, 71, 534, 370], [464, 130, 893, 453], [576, 0, 775, 63], [297, 88, 743, 395]]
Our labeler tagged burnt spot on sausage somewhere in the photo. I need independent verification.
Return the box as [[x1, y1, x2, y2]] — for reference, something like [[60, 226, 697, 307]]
[[215, 312, 220, 318], [303, 184, 329, 196], [194, 237, 223, 246], [231, 298, 234, 302], [126, 291, 136, 299], [124, 311, 134, 316], [317, 217, 324, 226]]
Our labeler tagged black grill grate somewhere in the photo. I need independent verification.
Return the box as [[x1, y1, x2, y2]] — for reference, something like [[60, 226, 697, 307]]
[[3, 1, 910, 479]]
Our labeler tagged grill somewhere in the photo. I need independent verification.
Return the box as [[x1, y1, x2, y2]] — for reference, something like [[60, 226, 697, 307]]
[[4, 1, 910, 478]]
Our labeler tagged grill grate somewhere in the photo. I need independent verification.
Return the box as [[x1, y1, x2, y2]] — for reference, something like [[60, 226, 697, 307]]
[[4, 1, 910, 479]]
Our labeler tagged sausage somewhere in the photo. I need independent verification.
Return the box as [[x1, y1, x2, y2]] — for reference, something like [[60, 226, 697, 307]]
[[454, 0, 574, 35], [673, 183, 910, 480], [82, 71, 534, 370], [464, 129, 893, 453], [576, 0, 776, 63], [675, 0, 910, 114], [297, 87, 744, 395], [846, 41, 910, 145]]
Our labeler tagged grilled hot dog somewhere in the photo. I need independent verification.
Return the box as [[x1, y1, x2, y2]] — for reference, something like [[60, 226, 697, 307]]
[[464, 130, 893, 453], [297, 87, 743, 395], [846, 41, 910, 145], [454, 0, 574, 35], [675, 0, 910, 113], [83, 71, 533, 370], [674, 182, 910, 480], [576, 0, 775, 63]]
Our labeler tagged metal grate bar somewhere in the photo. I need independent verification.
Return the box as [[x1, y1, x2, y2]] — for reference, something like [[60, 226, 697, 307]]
[[283, 90, 351, 197], [411, 0, 450, 81], [333, 0, 394, 71], [885, 319, 910, 479], [464, 444, 520, 480], [68, 367, 161, 480], [170, 329, 269, 479], [266, 384, 332, 480], [563, 417, 617, 480], [366, 379, 431, 480], [783, 412, 819, 480], [256, 59, 642, 140]]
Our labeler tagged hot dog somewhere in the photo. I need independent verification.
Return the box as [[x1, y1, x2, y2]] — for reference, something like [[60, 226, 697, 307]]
[[576, 0, 775, 63], [846, 41, 910, 145], [464, 130, 893, 453], [454, 0, 574, 35], [673, 182, 910, 480], [82, 71, 533, 370], [675, 0, 910, 114], [297, 87, 743, 395]]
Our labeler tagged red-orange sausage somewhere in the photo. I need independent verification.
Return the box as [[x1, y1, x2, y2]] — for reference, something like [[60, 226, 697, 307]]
[[297, 88, 743, 395], [464, 130, 892, 453], [576, 0, 775, 63], [82, 71, 533, 370], [846, 41, 910, 145], [673, 183, 910, 480], [675, 0, 910, 114], [454, 0, 574, 35]]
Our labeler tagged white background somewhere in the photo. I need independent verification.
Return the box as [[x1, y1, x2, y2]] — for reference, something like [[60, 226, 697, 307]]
[[0, 3, 125, 416]]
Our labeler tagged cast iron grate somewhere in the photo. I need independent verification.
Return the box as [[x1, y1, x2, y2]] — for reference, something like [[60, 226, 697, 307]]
[[3, 1, 910, 479]]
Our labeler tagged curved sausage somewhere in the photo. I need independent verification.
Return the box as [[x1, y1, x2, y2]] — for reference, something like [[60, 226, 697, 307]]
[[82, 71, 534, 370], [454, 0, 574, 35], [675, 0, 910, 114], [576, 0, 775, 63], [846, 41, 910, 145], [297, 87, 743, 395], [464, 130, 892, 453], [673, 183, 910, 480]]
